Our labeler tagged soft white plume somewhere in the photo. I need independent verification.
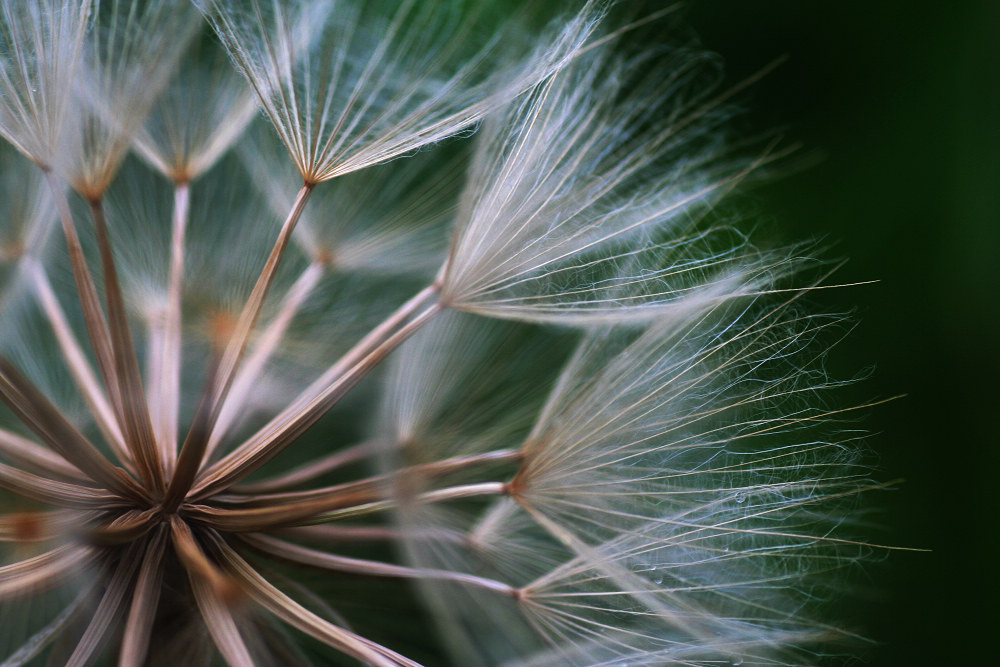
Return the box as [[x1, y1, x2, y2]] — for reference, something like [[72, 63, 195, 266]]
[[441, 40, 790, 325], [196, 0, 602, 183]]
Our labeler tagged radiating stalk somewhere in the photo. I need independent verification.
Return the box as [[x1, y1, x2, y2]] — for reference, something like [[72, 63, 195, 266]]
[[214, 539, 420, 667], [232, 439, 373, 494], [118, 527, 168, 667], [205, 260, 324, 461], [149, 180, 190, 472], [241, 533, 517, 596], [208, 183, 313, 422], [183, 480, 507, 531], [88, 198, 164, 493], [41, 170, 122, 428], [26, 259, 129, 466], [192, 284, 441, 498], [224, 449, 520, 505]]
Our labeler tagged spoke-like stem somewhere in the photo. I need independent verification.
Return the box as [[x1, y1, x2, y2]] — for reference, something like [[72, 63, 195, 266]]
[[42, 169, 122, 430], [233, 439, 374, 494], [88, 198, 164, 493], [183, 481, 507, 532], [170, 518, 254, 666], [0, 356, 144, 501], [0, 426, 88, 482], [148, 180, 190, 473], [278, 524, 465, 544], [1, 586, 92, 665], [192, 285, 442, 499], [205, 259, 324, 461], [242, 533, 517, 596], [82, 508, 159, 546], [65, 543, 142, 667], [208, 183, 314, 423], [0, 544, 97, 600], [26, 259, 130, 466], [223, 449, 520, 505], [213, 538, 421, 667], [161, 361, 217, 515], [118, 527, 167, 667], [0, 460, 118, 507]]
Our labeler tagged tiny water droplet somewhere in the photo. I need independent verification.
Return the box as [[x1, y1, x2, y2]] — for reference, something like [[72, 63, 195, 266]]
[[730, 657, 744, 666], [654, 575, 663, 584], [735, 493, 746, 504]]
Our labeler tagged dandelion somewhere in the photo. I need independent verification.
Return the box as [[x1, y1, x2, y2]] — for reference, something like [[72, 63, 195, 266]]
[[0, 2, 881, 666]]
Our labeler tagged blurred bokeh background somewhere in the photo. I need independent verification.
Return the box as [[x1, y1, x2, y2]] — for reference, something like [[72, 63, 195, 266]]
[[681, 1, 998, 664]]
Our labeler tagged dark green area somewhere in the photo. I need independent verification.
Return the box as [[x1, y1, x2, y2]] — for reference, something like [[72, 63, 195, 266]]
[[683, 2, 999, 664]]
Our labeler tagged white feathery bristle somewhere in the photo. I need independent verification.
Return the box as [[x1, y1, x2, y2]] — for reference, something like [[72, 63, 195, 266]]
[[56, 0, 200, 199], [196, 0, 602, 183], [0, 0, 92, 167], [441, 40, 790, 326], [132, 24, 258, 183], [238, 127, 455, 277]]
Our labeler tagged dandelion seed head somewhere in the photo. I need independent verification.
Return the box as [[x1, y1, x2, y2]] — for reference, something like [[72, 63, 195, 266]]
[[0, 2, 885, 665]]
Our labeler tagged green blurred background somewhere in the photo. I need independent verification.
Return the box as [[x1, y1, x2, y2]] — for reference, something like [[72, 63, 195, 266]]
[[681, 1, 999, 664]]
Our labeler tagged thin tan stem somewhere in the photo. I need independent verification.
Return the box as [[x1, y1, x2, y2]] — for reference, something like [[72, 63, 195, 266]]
[[0, 460, 117, 507], [169, 517, 234, 601], [1, 586, 92, 664], [65, 543, 143, 667], [205, 260, 324, 461], [118, 527, 168, 667], [162, 360, 217, 515], [171, 518, 254, 667], [212, 538, 420, 667], [151, 180, 190, 473], [0, 426, 88, 482], [233, 439, 374, 494], [42, 169, 122, 429], [0, 544, 96, 600], [88, 197, 165, 493], [241, 533, 516, 595], [209, 183, 314, 423], [0, 356, 145, 501], [278, 524, 465, 544], [183, 481, 507, 532], [223, 449, 520, 505], [82, 508, 159, 546], [192, 286, 441, 499], [26, 259, 129, 465]]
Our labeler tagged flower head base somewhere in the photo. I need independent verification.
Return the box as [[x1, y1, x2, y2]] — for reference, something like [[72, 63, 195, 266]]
[[0, 2, 881, 666]]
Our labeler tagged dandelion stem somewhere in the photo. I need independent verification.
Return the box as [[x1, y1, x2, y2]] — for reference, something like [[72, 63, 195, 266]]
[[170, 518, 254, 666], [0, 426, 88, 483], [88, 198, 164, 493], [0, 356, 145, 501], [232, 439, 374, 493], [41, 170, 122, 430], [213, 537, 422, 667], [205, 259, 325, 461], [227, 449, 519, 503], [158, 180, 190, 472], [208, 182, 314, 420], [65, 544, 142, 667], [0, 544, 96, 600], [183, 480, 507, 531], [162, 360, 219, 515], [25, 259, 130, 467], [192, 283, 442, 498], [241, 533, 517, 596], [0, 585, 92, 666], [117, 527, 167, 667]]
